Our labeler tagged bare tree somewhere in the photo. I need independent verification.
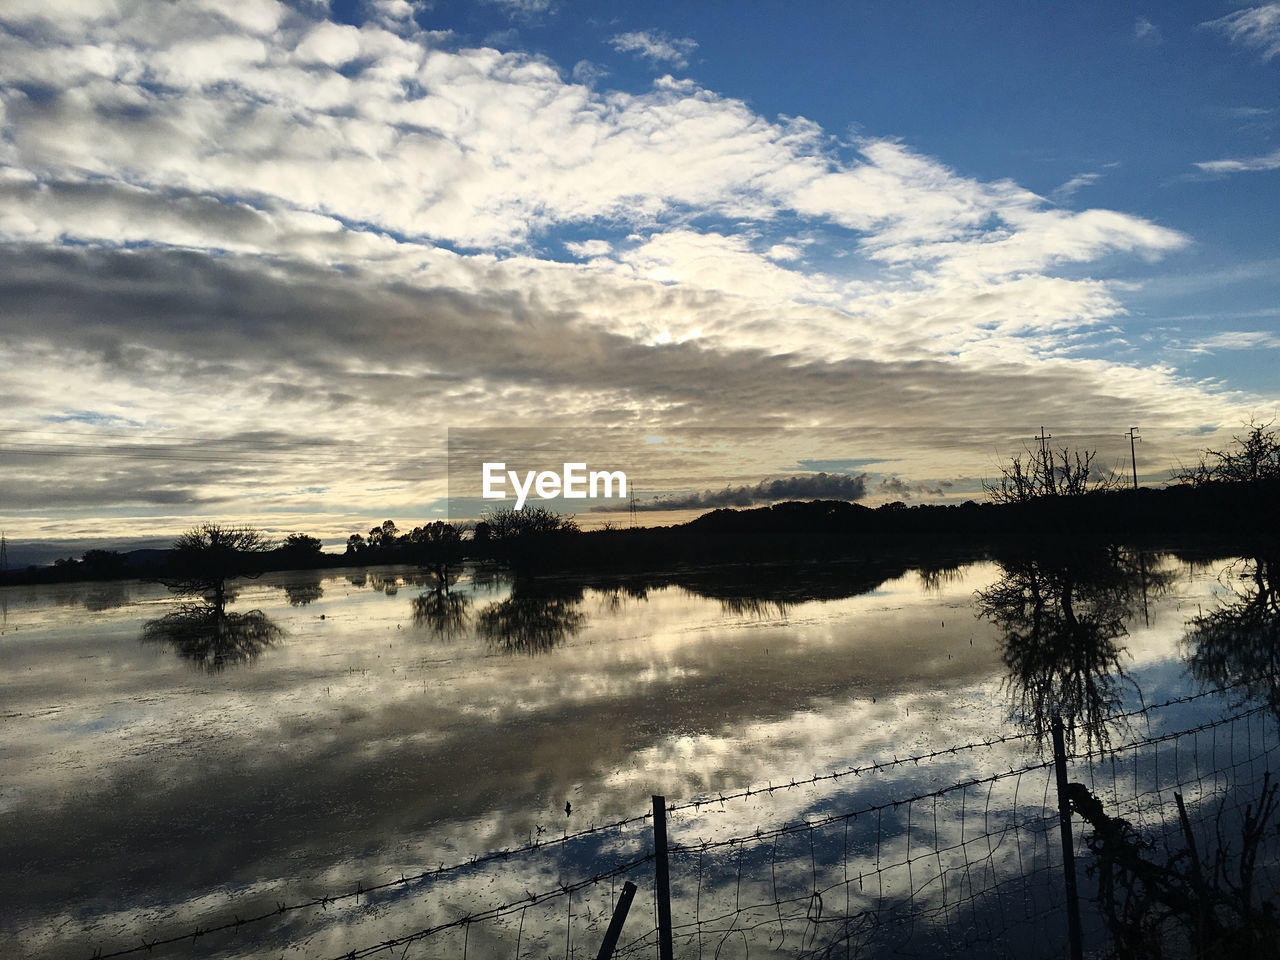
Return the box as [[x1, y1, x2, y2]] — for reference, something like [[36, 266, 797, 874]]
[[985, 444, 1117, 504], [482, 506, 579, 540], [1173, 419, 1280, 487], [162, 523, 275, 606]]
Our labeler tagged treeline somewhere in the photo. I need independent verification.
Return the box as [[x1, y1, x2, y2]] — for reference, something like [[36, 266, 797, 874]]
[[3, 480, 1275, 589], [4, 423, 1277, 587]]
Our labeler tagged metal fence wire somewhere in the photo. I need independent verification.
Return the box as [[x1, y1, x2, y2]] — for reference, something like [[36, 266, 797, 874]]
[[80, 682, 1280, 960]]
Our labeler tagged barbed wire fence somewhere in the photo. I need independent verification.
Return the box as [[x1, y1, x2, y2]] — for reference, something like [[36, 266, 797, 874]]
[[73, 681, 1279, 960]]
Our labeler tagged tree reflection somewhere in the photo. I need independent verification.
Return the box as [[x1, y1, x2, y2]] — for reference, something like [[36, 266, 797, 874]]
[[281, 575, 324, 606], [142, 600, 283, 673], [477, 582, 586, 654], [976, 548, 1171, 750], [411, 567, 472, 642], [1184, 555, 1280, 718], [83, 581, 132, 612], [717, 596, 792, 620]]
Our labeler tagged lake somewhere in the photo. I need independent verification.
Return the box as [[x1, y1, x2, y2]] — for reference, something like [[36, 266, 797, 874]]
[[2, 548, 1277, 959]]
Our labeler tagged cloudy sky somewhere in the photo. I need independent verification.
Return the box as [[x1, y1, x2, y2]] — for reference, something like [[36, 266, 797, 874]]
[[1, 0, 1278, 546]]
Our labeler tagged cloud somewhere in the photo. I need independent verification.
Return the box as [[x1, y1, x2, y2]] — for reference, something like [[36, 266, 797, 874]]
[[0, 4, 1261, 539], [483, 0, 556, 12], [634, 473, 869, 511], [1186, 330, 1280, 353], [571, 59, 607, 85], [609, 30, 698, 68], [1204, 4, 1280, 60], [0, 240, 1256, 536], [1051, 172, 1100, 203], [877, 477, 955, 501], [1195, 148, 1280, 175], [565, 239, 612, 258], [1134, 17, 1163, 46]]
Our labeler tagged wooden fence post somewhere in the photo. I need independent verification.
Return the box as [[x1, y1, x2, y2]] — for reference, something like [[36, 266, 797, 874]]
[[1052, 715, 1084, 960], [653, 795, 674, 960], [595, 880, 637, 960]]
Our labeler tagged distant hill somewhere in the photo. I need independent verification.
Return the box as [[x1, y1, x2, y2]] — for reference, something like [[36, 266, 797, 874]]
[[1, 537, 173, 570]]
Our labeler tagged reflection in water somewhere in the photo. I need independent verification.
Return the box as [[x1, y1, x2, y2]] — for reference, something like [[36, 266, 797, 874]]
[[717, 596, 792, 620], [281, 576, 324, 606], [594, 582, 651, 616], [83, 581, 132, 612], [671, 559, 916, 606], [477, 582, 586, 654], [411, 583, 472, 641], [13, 555, 1275, 960], [141, 601, 284, 672], [362, 570, 437, 596], [918, 560, 970, 594], [1185, 555, 1280, 717], [977, 548, 1171, 749]]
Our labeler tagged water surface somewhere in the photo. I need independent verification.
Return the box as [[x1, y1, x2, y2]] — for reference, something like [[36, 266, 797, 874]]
[[2, 550, 1275, 958]]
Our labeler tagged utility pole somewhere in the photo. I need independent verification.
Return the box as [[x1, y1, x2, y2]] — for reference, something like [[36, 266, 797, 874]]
[[1126, 427, 1141, 490], [1035, 427, 1053, 493], [629, 488, 639, 528], [0, 530, 7, 572]]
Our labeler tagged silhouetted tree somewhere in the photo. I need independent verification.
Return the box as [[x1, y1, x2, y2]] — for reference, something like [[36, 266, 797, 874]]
[[1174, 419, 1280, 487], [483, 506, 579, 540], [161, 524, 274, 606], [280, 533, 323, 556], [985, 445, 1117, 504], [81, 549, 128, 578], [366, 520, 399, 552]]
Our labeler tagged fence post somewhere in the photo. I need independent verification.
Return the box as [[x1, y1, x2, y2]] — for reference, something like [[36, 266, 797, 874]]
[[595, 880, 637, 960], [1051, 715, 1084, 960], [653, 795, 674, 960]]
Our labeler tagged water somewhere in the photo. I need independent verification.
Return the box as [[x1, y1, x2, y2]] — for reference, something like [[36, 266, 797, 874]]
[[1, 550, 1276, 958]]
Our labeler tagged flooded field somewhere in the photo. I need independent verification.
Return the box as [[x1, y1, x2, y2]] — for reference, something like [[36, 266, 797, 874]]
[[2, 549, 1277, 958]]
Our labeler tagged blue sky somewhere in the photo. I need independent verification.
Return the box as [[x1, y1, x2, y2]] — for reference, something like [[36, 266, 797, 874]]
[[0, 0, 1277, 543]]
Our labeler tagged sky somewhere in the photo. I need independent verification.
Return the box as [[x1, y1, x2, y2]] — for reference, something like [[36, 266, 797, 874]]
[[1, 0, 1278, 550]]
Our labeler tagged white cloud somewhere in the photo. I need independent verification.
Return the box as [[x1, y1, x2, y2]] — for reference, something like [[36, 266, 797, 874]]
[[484, 0, 556, 12], [1205, 4, 1280, 60], [609, 30, 698, 68], [565, 238, 611, 258], [1187, 330, 1280, 352], [0, 5, 1264, 536], [611, 230, 841, 326], [571, 59, 607, 85], [1051, 172, 1100, 202], [1134, 17, 1162, 45], [1195, 147, 1280, 175]]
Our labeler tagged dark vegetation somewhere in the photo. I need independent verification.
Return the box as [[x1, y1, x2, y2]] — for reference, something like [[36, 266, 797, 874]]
[[4, 424, 1278, 588], [1070, 775, 1280, 959]]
